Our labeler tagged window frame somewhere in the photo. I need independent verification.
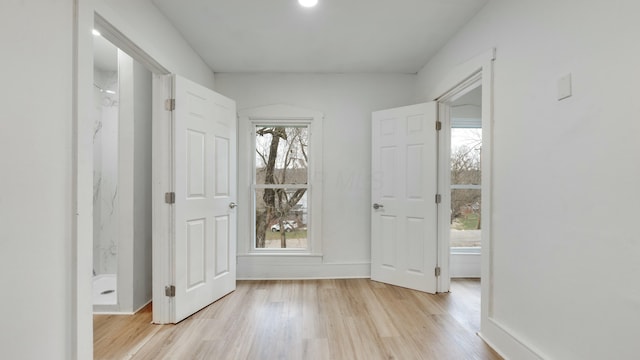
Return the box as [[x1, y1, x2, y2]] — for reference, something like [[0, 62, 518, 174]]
[[237, 105, 323, 256], [449, 109, 482, 252], [251, 122, 311, 252]]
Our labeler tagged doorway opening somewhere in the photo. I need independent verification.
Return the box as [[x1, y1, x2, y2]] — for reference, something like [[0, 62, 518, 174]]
[[437, 79, 484, 333], [92, 33, 119, 308], [91, 23, 154, 315], [443, 84, 483, 332], [449, 85, 482, 277]]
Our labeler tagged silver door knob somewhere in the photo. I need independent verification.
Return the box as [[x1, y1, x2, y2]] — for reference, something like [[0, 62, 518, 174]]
[[229, 202, 238, 209], [372, 203, 384, 210]]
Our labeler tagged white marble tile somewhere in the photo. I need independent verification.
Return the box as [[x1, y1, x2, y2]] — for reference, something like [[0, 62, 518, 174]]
[[93, 69, 119, 275]]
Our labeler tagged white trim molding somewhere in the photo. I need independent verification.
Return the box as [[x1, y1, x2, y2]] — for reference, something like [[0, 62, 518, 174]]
[[237, 104, 333, 278], [73, 1, 95, 358], [479, 318, 547, 360], [237, 255, 370, 279], [431, 47, 546, 360]]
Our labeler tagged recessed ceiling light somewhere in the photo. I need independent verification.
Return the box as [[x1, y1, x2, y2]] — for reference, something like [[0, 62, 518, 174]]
[[298, 0, 318, 8], [92, 29, 101, 36]]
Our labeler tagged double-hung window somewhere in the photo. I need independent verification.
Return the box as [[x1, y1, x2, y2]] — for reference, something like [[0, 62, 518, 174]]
[[253, 125, 310, 249], [237, 105, 323, 255]]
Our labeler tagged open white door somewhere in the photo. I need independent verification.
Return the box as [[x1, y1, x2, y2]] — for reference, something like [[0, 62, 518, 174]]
[[169, 75, 237, 323], [371, 102, 438, 293]]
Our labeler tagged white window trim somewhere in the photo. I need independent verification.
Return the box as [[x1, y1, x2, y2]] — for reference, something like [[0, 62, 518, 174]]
[[237, 104, 324, 256]]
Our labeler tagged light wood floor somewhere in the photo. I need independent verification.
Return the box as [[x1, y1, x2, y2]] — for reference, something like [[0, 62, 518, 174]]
[[94, 279, 502, 360]]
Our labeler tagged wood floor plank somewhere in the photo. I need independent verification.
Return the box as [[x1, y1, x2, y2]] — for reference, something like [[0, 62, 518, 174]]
[[94, 279, 502, 360]]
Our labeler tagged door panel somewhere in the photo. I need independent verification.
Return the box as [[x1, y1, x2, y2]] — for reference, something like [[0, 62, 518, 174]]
[[215, 136, 230, 195], [186, 219, 205, 289], [186, 130, 206, 197], [215, 215, 229, 276], [371, 102, 438, 293], [173, 75, 237, 323]]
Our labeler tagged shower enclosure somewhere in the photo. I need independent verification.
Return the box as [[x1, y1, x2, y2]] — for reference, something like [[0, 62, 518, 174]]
[[92, 34, 153, 314], [93, 44, 119, 307]]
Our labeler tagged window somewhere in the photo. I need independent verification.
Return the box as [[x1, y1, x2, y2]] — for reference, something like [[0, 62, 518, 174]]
[[254, 125, 309, 249], [450, 110, 482, 249], [237, 104, 323, 255]]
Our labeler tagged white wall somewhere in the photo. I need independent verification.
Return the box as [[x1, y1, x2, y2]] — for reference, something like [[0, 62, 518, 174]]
[[416, 1, 640, 358], [112, 50, 153, 314], [0, 1, 75, 358], [0, 0, 216, 357], [215, 73, 416, 278], [451, 253, 481, 278], [95, 0, 215, 88], [132, 57, 153, 310]]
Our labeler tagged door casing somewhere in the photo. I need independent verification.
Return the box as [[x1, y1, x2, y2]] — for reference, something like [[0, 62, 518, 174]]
[[435, 74, 483, 293], [431, 49, 495, 341]]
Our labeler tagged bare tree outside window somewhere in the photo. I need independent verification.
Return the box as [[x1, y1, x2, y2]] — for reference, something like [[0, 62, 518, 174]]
[[451, 128, 482, 247], [254, 126, 309, 249]]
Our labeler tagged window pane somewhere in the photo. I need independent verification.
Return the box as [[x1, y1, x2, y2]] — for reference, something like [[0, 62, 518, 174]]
[[451, 128, 481, 185], [450, 189, 481, 247], [255, 188, 308, 249], [255, 126, 308, 185]]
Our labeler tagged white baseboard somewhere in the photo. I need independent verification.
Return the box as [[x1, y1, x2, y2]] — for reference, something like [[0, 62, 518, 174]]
[[480, 318, 547, 360], [92, 308, 136, 315], [237, 256, 371, 279], [92, 300, 151, 315], [133, 299, 152, 314]]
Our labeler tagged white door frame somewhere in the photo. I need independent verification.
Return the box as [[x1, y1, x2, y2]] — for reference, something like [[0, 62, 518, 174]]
[[435, 73, 483, 293], [95, 13, 175, 323], [430, 48, 495, 339], [74, 9, 175, 357], [150, 74, 173, 323], [73, 2, 95, 358]]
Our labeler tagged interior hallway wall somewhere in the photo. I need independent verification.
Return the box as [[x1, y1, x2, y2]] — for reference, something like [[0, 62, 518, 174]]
[[415, 0, 640, 358], [0, 1, 76, 358], [215, 73, 416, 277], [115, 50, 153, 313], [0, 0, 218, 357], [132, 56, 153, 310]]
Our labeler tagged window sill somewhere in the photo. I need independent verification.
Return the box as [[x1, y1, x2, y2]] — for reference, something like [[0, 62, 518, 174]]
[[238, 252, 323, 258], [450, 247, 481, 255]]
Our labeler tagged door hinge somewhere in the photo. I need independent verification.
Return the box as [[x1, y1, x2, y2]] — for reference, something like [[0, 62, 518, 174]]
[[435, 120, 442, 131], [435, 267, 441, 277], [165, 192, 175, 204], [435, 194, 442, 204], [165, 98, 175, 111], [165, 285, 176, 297]]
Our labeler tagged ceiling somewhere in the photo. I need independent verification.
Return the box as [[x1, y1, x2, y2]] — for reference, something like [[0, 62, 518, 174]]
[[93, 33, 118, 72], [453, 86, 482, 107], [151, 0, 489, 74]]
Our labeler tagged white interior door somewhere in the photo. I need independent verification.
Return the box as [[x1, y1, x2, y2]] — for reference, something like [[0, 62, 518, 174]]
[[172, 75, 237, 322], [371, 102, 438, 293]]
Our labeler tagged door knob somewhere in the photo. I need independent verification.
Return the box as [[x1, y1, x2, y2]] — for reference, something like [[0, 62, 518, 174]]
[[229, 202, 238, 209], [372, 203, 384, 210]]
